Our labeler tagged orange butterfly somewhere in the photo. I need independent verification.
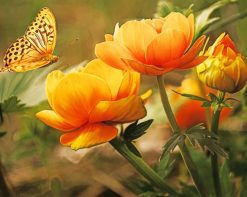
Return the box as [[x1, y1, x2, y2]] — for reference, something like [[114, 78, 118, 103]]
[[1, 7, 58, 72]]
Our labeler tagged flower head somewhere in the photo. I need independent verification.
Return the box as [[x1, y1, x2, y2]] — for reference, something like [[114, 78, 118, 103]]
[[95, 12, 206, 75], [36, 59, 151, 150], [197, 33, 247, 93]]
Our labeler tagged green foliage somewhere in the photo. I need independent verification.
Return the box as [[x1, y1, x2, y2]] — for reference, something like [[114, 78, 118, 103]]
[[220, 162, 234, 197], [195, 0, 236, 37], [174, 90, 234, 113], [0, 96, 26, 113], [156, 154, 175, 179], [162, 123, 227, 158], [125, 141, 142, 158], [179, 182, 198, 197], [155, 0, 193, 17], [122, 119, 153, 157], [123, 119, 153, 141]]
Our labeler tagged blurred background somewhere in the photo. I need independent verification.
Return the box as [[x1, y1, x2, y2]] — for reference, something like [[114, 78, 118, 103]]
[[0, 0, 246, 196]]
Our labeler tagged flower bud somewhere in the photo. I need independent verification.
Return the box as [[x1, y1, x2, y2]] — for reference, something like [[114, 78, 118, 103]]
[[197, 33, 247, 93]]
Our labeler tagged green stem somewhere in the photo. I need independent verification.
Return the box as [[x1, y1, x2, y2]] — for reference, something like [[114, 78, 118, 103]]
[[157, 75, 208, 197], [210, 91, 225, 197], [110, 138, 181, 196]]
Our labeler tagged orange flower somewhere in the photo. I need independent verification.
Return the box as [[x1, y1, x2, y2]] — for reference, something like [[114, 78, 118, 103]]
[[197, 33, 247, 93], [36, 59, 151, 150], [95, 12, 206, 75], [171, 77, 231, 130]]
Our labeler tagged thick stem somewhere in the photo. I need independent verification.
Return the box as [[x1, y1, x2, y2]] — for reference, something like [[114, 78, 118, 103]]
[[210, 91, 225, 197], [110, 138, 181, 196], [157, 75, 208, 197]]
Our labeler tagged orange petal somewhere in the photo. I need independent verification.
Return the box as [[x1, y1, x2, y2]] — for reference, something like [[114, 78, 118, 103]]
[[95, 41, 134, 70], [163, 35, 206, 69], [114, 20, 157, 61], [116, 71, 140, 99], [178, 56, 207, 69], [60, 123, 118, 150], [53, 73, 112, 127], [46, 70, 64, 108], [146, 29, 187, 65], [162, 12, 191, 43], [36, 110, 75, 131], [123, 59, 173, 75], [89, 96, 147, 123], [83, 59, 124, 99]]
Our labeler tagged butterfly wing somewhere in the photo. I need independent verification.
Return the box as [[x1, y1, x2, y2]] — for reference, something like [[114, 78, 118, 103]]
[[2, 7, 57, 72]]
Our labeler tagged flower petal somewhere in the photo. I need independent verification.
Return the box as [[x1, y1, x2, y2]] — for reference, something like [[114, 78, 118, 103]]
[[146, 29, 187, 65], [60, 123, 118, 150], [89, 96, 147, 123], [116, 71, 140, 99], [46, 70, 64, 107], [53, 73, 112, 127], [36, 110, 75, 131], [162, 12, 191, 42], [115, 20, 157, 61], [83, 59, 124, 99], [163, 35, 206, 69], [123, 59, 173, 75], [95, 41, 134, 70]]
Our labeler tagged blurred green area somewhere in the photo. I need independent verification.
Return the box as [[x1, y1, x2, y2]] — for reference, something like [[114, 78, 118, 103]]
[[0, 0, 247, 196]]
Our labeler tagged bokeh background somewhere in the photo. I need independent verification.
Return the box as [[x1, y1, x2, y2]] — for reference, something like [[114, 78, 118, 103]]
[[0, 0, 246, 196]]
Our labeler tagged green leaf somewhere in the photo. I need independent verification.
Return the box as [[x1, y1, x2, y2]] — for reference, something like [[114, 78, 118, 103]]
[[162, 133, 184, 158], [0, 96, 26, 113], [195, 0, 236, 37], [172, 90, 209, 102], [123, 119, 153, 141], [220, 162, 233, 197], [125, 141, 142, 158], [157, 154, 175, 179], [208, 93, 218, 102], [185, 124, 227, 158], [0, 132, 7, 138]]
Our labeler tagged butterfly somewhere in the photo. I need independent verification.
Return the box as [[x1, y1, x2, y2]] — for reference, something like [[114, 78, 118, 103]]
[[0, 7, 58, 72]]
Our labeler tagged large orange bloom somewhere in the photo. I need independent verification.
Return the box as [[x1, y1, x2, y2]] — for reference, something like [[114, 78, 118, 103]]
[[95, 12, 206, 75], [36, 59, 151, 150]]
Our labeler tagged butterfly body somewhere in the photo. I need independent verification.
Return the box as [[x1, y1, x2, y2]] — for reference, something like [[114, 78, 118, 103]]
[[1, 7, 58, 73]]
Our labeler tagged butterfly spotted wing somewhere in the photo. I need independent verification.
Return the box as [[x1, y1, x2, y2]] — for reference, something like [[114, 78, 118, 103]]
[[1, 7, 58, 72]]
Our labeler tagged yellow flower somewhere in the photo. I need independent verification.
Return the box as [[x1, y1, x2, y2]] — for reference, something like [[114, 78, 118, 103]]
[[197, 33, 247, 93], [95, 12, 206, 75], [36, 59, 151, 150]]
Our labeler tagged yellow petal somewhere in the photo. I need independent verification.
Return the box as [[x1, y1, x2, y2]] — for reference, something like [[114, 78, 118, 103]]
[[140, 89, 152, 104], [36, 110, 75, 131], [46, 70, 64, 108], [83, 59, 124, 99], [89, 96, 147, 123], [116, 71, 140, 99], [53, 73, 112, 127], [60, 123, 118, 150]]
